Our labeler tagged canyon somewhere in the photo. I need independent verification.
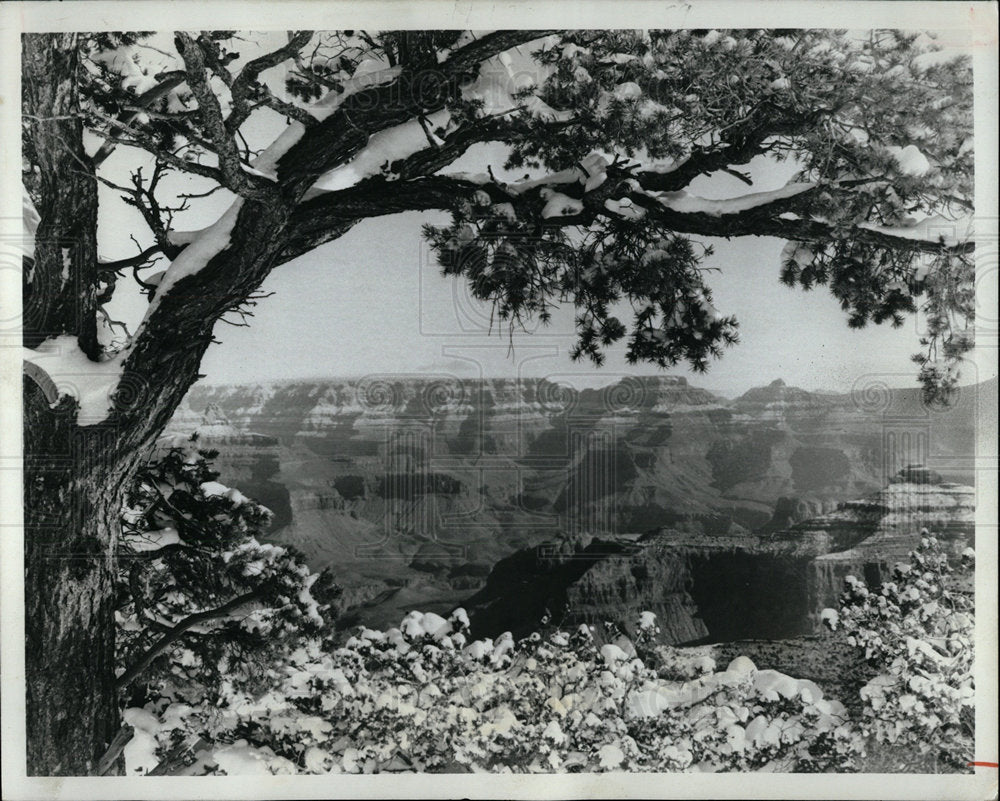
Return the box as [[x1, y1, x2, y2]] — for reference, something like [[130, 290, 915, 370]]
[[165, 374, 988, 638], [461, 467, 975, 644]]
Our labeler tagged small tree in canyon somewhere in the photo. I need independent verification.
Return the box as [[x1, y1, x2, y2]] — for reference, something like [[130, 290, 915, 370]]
[[20, 28, 974, 773]]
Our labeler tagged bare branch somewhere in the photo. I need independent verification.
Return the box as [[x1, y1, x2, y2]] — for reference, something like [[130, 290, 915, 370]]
[[88, 109, 228, 185], [226, 30, 315, 133], [174, 32, 275, 199], [99, 244, 163, 273], [112, 163, 189, 260]]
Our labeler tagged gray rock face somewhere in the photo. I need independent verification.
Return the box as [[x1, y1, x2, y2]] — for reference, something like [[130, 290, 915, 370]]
[[461, 468, 975, 644], [165, 376, 986, 631]]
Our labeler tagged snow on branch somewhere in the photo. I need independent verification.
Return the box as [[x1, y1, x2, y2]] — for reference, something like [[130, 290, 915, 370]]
[[23, 335, 128, 424], [649, 182, 818, 217], [281, 153, 973, 272], [857, 215, 973, 249], [116, 587, 267, 690], [305, 108, 453, 197]]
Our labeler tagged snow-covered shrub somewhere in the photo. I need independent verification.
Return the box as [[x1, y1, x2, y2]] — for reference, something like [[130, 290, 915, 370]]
[[823, 533, 974, 771], [140, 610, 859, 775], [116, 436, 339, 757]]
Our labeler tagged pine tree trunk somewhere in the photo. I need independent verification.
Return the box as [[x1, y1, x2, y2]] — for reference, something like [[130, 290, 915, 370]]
[[22, 33, 99, 356], [18, 31, 350, 774], [23, 379, 129, 775]]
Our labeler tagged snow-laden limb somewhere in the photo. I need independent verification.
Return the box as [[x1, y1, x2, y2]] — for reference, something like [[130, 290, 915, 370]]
[[126, 527, 182, 553], [540, 188, 584, 219], [142, 199, 244, 324], [23, 335, 127, 424], [122, 707, 163, 775], [306, 109, 452, 198], [604, 197, 646, 221], [86, 41, 171, 97], [461, 37, 570, 122], [158, 61, 406, 254], [200, 480, 251, 507], [652, 182, 818, 217], [305, 38, 583, 199], [443, 158, 816, 229], [138, 64, 407, 321], [164, 229, 201, 248], [287, 155, 971, 277]]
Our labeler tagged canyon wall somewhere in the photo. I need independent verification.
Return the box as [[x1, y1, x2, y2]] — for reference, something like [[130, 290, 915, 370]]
[[460, 470, 976, 644], [164, 375, 987, 630]]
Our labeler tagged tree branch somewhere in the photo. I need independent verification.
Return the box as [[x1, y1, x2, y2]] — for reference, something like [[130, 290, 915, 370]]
[[119, 541, 206, 561], [99, 244, 164, 273], [279, 170, 973, 268], [226, 30, 315, 134], [276, 29, 559, 199], [636, 105, 826, 192], [115, 587, 265, 690], [90, 71, 188, 168], [88, 109, 229, 185], [146, 735, 212, 776], [93, 724, 134, 776], [174, 33, 275, 200], [445, 30, 560, 73]]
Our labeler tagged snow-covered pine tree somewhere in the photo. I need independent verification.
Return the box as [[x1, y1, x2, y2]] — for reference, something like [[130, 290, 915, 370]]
[[115, 437, 338, 708], [21, 29, 974, 773]]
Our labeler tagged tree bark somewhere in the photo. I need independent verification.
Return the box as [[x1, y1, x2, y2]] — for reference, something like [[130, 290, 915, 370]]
[[20, 32, 126, 776], [23, 381, 131, 775], [22, 34, 100, 356]]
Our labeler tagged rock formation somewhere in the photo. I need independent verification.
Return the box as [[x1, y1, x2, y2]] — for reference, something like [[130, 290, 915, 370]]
[[460, 467, 976, 644], [800, 468, 975, 624], [164, 375, 986, 631]]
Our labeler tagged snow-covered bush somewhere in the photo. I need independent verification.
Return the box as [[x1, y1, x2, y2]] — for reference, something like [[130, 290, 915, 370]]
[[116, 438, 338, 717], [823, 533, 975, 771], [125, 609, 859, 775]]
